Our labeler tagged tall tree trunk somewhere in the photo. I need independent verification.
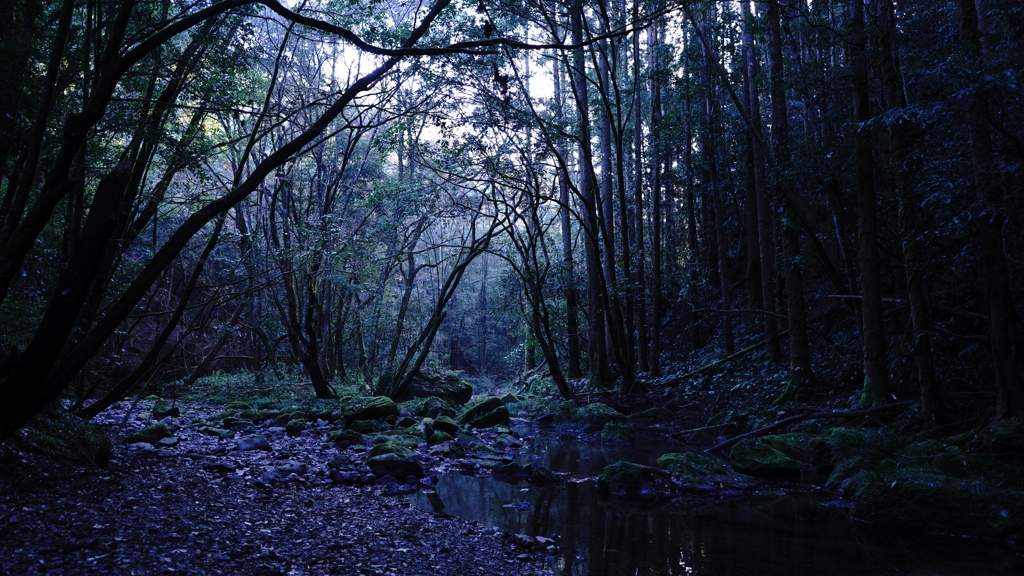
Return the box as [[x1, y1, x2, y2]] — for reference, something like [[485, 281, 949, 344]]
[[740, 1, 763, 316], [632, 23, 649, 373], [851, 0, 889, 406], [876, 0, 945, 425], [649, 20, 664, 376], [555, 63, 583, 379], [958, 0, 1022, 417]]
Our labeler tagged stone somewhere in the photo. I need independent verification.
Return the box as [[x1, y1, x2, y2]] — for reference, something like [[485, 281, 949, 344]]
[[277, 462, 307, 475], [152, 399, 180, 419], [526, 465, 561, 484], [285, 419, 306, 435], [511, 534, 536, 548], [342, 396, 398, 423], [199, 426, 235, 440], [236, 436, 273, 451], [259, 467, 284, 483], [626, 407, 674, 426], [395, 369, 473, 406], [375, 474, 398, 485], [597, 461, 656, 495], [155, 436, 180, 447], [429, 431, 453, 446], [328, 454, 353, 469], [204, 461, 237, 473], [494, 433, 522, 449], [729, 438, 803, 479], [572, 403, 625, 432], [492, 462, 527, 478], [599, 422, 635, 444], [432, 416, 459, 436], [366, 453, 424, 478], [458, 396, 510, 429], [125, 424, 172, 445], [368, 440, 416, 459], [328, 429, 363, 447], [350, 419, 384, 434], [656, 452, 756, 491]]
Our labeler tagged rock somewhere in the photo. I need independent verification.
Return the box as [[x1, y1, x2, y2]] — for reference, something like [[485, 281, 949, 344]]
[[656, 452, 756, 491], [526, 465, 561, 484], [199, 426, 235, 439], [273, 413, 295, 427], [236, 436, 273, 451], [152, 399, 180, 419], [221, 417, 254, 432], [285, 419, 307, 435], [328, 469, 362, 483], [259, 467, 284, 483], [572, 403, 625, 432], [327, 454, 353, 469], [535, 536, 556, 547], [420, 417, 435, 439], [729, 437, 803, 479], [125, 424, 172, 445], [276, 462, 307, 475], [328, 429, 363, 447], [375, 474, 398, 485], [599, 422, 634, 444], [395, 369, 473, 406], [626, 407, 674, 426], [429, 431, 453, 446], [342, 396, 398, 423], [368, 440, 416, 459], [511, 534, 536, 548], [458, 397, 510, 429], [597, 461, 657, 495], [366, 453, 424, 479], [155, 436, 180, 447], [494, 433, 522, 449], [432, 416, 459, 436], [204, 461, 237, 473], [350, 419, 384, 434], [492, 462, 528, 479]]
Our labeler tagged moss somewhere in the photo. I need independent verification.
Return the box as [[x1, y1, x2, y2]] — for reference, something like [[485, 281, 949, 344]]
[[429, 431, 454, 445], [20, 416, 113, 468], [225, 401, 251, 411], [285, 419, 306, 435], [457, 396, 510, 428], [368, 440, 416, 459], [572, 403, 625, 432], [626, 407, 673, 426], [432, 416, 459, 436], [729, 437, 802, 478], [599, 422, 634, 444], [125, 424, 172, 445], [597, 461, 656, 495], [328, 429, 363, 447]]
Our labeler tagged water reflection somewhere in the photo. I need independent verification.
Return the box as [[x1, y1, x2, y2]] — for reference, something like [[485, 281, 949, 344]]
[[403, 429, 1023, 575]]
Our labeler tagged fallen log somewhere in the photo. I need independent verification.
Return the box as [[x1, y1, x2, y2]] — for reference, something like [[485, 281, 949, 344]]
[[704, 400, 920, 454]]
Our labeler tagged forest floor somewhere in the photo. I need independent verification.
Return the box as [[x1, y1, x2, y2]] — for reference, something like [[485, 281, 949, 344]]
[[0, 401, 555, 576]]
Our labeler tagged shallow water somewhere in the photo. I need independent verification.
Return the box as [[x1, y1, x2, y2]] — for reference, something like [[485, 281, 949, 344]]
[[403, 428, 1024, 575]]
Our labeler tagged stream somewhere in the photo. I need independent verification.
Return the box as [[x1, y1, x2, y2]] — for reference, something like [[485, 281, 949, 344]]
[[400, 426, 1024, 575]]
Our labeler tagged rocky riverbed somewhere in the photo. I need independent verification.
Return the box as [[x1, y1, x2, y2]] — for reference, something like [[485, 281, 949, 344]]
[[0, 398, 555, 575]]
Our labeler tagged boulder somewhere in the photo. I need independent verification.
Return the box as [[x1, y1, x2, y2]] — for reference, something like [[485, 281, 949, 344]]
[[125, 424, 172, 445], [626, 407, 674, 426], [400, 396, 456, 419], [597, 461, 657, 495], [429, 431, 454, 446], [368, 440, 416, 459], [285, 419, 306, 435], [572, 403, 625, 432], [458, 396, 510, 429], [656, 452, 756, 491], [729, 437, 803, 479], [492, 462, 528, 478], [366, 453, 424, 478], [599, 422, 634, 444], [432, 416, 459, 436], [236, 436, 273, 451], [342, 396, 398, 423], [396, 369, 473, 406], [328, 429, 363, 447], [526, 465, 561, 484], [152, 399, 180, 419]]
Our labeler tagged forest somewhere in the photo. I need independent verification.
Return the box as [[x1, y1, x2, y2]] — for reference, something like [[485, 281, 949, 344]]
[[1, 0, 1023, 574]]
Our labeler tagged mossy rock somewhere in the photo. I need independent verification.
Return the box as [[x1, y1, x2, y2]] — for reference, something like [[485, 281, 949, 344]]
[[328, 429, 363, 447], [458, 396, 510, 429], [199, 426, 235, 440], [368, 440, 416, 459], [599, 422, 634, 444], [987, 417, 1024, 455], [439, 441, 464, 458], [273, 413, 295, 427], [572, 403, 625, 432], [598, 461, 656, 495], [656, 452, 756, 491], [396, 416, 417, 428], [729, 437, 803, 479], [239, 409, 262, 422], [400, 396, 456, 419], [395, 369, 473, 406], [342, 396, 398, 423], [125, 424, 172, 445], [433, 416, 459, 436], [21, 417, 112, 468], [429, 431, 454, 446], [225, 401, 251, 411], [626, 407, 674, 426], [152, 399, 180, 419], [285, 419, 307, 435], [850, 468, 1024, 539], [420, 417, 435, 439], [366, 453, 424, 478], [353, 419, 391, 434]]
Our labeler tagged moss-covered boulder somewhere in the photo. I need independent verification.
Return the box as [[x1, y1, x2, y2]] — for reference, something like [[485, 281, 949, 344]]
[[458, 396, 510, 429], [656, 452, 756, 491], [429, 431, 453, 446], [572, 403, 626, 432], [597, 461, 657, 495], [368, 439, 416, 459], [433, 415, 459, 436], [626, 407, 674, 426], [395, 369, 473, 406], [285, 419, 307, 435], [342, 396, 398, 423], [599, 422, 634, 444], [152, 399, 180, 419], [366, 453, 424, 479], [350, 419, 386, 434], [420, 417, 435, 439], [729, 437, 804, 479], [125, 424, 172, 445], [400, 396, 456, 419], [328, 429, 363, 447]]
